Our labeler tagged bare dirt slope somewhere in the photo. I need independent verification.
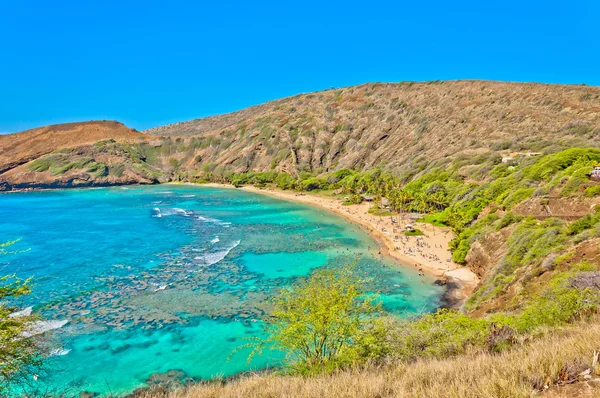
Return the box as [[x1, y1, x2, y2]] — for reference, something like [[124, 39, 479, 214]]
[[144, 80, 600, 175], [0, 120, 144, 174]]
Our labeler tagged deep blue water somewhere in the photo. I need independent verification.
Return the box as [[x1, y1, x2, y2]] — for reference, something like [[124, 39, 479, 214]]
[[0, 185, 442, 395]]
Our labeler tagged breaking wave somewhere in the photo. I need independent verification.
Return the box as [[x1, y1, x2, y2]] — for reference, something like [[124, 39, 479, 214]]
[[22, 320, 69, 338], [197, 215, 232, 226], [194, 240, 240, 267], [50, 348, 71, 357], [152, 208, 193, 218], [9, 306, 32, 318]]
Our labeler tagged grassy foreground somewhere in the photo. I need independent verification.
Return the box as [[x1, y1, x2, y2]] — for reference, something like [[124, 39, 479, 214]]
[[138, 319, 600, 398]]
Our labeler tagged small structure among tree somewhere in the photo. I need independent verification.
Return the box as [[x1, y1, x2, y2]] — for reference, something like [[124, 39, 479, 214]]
[[361, 194, 375, 202], [590, 167, 600, 181]]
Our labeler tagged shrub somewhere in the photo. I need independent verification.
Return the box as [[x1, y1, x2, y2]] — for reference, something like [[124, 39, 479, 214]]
[[86, 162, 108, 177], [27, 158, 52, 172], [585, 185, 600, 197], [567, 209, 600, 236], [496, 211, 523, 230], [391, 310, 489, 361], [491, 263, 600, 333], [244, 266, 386, 374], [523, 148, 600, 181], [299, 178, 328, 191], [502, 188, 534, 208], [110, 163, 125, 177], [275, 173, 297, 190]]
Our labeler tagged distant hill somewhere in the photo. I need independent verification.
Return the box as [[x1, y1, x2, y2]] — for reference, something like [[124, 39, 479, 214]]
[[0, 120, 143, 174], [0, 121, 155, 190]]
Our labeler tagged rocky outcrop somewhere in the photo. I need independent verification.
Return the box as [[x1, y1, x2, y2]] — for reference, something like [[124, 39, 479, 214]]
[[465, 226, 515, 279]]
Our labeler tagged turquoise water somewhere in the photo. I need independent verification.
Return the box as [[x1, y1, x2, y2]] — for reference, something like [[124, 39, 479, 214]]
[[0, 185, 442, 395]]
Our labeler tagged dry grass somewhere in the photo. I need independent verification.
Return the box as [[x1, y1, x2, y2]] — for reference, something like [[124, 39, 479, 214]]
[[138, 319, 600, 398], [143, 81, 600, 175]]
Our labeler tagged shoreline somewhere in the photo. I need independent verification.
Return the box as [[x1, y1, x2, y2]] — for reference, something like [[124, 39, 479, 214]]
[[196, 183, 479, 307]]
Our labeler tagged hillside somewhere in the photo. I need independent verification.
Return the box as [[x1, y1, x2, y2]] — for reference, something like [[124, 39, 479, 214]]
[[0, 121, 162, 190], [0, 120, 143, 174], [144, 80, 600, 177]]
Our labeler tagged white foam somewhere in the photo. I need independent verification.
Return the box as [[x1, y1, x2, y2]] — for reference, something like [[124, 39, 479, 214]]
[[197, 215, 231, 226], [195, 240, 240, 266], [150, 281, 172, 292], [180, 194, 196, 198], [22, 320, 68, 338], [9, 306, 32, 318], [153, 208, 192, 218], [210, 237, 220, 244], [50, 348, 71, 357]]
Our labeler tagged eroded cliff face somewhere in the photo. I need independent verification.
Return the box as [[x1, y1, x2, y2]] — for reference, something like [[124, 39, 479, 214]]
[[465, 226, 515, 279]]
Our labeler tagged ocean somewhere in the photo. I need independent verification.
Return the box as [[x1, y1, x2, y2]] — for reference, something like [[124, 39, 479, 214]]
[[0, 185, 442, 395]]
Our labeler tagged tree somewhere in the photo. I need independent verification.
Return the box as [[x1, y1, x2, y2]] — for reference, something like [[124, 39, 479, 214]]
[[246, 265, 387, 374], [0, 240, 43, 394]]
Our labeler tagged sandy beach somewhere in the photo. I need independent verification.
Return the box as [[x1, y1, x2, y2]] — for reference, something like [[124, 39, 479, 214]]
[[199, 183, 480, 306]]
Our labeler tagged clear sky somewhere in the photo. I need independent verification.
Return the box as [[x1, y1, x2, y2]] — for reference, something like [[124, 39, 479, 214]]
[[0, 0, 598, 133]]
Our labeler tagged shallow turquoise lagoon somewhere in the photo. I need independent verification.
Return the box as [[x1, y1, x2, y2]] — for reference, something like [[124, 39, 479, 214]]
[[0, 185, 442, 395]]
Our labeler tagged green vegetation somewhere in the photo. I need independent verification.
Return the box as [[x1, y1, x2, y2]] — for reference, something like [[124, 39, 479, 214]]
[[393, 262, 599, 363], [26, 141, 166, 183], [0, 240, 44, 393], [243, 258, 600, 378], [215, 147, 600, 380], [244, 266, 387, 375], [404, 229, 424, 236], [110, 163, 125, 177], [585, 185, 600, 197]]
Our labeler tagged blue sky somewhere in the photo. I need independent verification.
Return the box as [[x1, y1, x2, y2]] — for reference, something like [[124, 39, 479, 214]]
[[0, 0, 598, 133]]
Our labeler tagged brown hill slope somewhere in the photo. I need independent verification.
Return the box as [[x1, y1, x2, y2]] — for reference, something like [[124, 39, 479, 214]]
[[0, 121, 159, 190], [144, 80, 600, 175], [0, 120, 144, 174]]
